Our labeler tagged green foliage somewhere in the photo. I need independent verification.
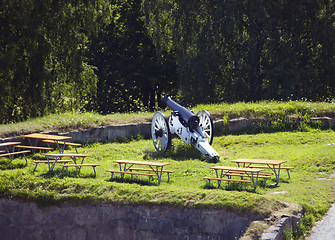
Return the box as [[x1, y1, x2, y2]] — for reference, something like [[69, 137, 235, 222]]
[[88, 0, 178, 114], [1, 100, 335, 137], [142, 0, 335, 104], [1, 128, 335, 215], [0, 0, 111, 124], [2, 0, 335, 125]]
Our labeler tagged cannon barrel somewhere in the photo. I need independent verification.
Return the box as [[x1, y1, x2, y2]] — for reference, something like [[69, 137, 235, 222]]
[[162, 95, 199, 130]]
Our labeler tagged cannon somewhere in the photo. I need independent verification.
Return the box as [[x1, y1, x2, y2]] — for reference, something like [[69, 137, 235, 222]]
[[151, 95, 220, 160]]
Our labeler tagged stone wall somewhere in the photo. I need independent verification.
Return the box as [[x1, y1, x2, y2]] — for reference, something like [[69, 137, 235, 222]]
[[0, 198, 252, 240], [4, 117, 334, 144], [40, 117, 335, 143]]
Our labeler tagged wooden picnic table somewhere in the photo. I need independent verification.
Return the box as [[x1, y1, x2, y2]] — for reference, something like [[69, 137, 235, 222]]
[[231, 159, 288, 186], [0, 141, 30, 163], [207, 165, 265, 190], [22, 133, 72, 154], [41, 153, 90, 172], [0, 141, 21, 150], [110, 160, 170, 185]]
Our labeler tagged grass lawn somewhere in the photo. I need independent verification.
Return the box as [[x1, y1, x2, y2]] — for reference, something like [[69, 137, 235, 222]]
[[1, 128, 335, 238], [0, 101, 335, 238], [1, 100, 335, 137]]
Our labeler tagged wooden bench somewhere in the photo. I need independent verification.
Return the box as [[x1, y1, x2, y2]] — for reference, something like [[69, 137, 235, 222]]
[[248, 165, 294, 178], [107, 170, 156, 184], [60, 164, 100, 177], [0, 150, 31, 164], [224, 172, 272, 186], [42, 140, 82, 153], [41, 140, 82, 147], [41, 153, 90, 171], [16, 145, 54, 152], [203, 176, 252, 191], [31, 160, 72, 171], [128, 168, 175, 182]]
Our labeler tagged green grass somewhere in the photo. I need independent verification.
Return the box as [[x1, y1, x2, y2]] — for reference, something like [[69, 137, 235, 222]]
[[0, 101, 335, 238], [1, 100, 334, 138], [0, 111, 154, 138], [1, 130, 335, 219], [200, 100, 335, 119]]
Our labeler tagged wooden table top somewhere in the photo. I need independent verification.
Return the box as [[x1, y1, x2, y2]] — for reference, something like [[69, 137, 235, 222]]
[[22, 133, 72, 141], [210, 165, 265, 173], [114, 160, 170, 167], [231, 159, 287, 165], [0, 142, 21, 147]]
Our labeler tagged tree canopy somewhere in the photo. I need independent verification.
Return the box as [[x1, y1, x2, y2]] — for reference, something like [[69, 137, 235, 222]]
[[142, 0, 335, 104], [1, 0, 334, 123], [0, 0, 111, 123]]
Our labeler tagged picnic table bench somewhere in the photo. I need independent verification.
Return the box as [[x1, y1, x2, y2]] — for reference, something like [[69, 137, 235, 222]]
[[0, 142, 31, 164], [22, 133, 73, 154], [60, 163, 100, 177], [108, 160, 171, 185], [204, 166, 265, 191], [128, 167, 175, 182], [40, 153, 91, 171], [231, 159, 293, 185], [31, 159, 72, 171], [222, 171, 273, 186], [247, 165, 294, 178], [42, 140, 81, 153], [107, 169, 157, 183], [16, 145, 54, 152]]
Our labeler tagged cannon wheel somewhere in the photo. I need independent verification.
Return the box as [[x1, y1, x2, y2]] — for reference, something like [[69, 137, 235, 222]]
[[151, 112, 171, 152], [197, 110, 214, 145]]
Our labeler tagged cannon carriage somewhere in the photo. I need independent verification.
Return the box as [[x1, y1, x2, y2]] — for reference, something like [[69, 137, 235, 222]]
[[151, 95, 220, 160]]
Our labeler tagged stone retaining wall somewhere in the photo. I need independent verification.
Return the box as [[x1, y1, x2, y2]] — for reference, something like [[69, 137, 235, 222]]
[[0, 198, 252, 240], [47, 117, 335, 143], [4, 117, 334, 144]]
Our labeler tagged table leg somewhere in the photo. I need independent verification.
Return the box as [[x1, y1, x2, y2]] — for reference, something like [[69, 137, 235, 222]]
[[157, 166, 164, 185], [276, 165, 281, 184], [216, 169, 223, 187], [70, 156, 80, 173], [50, 156, 60, 171], [45, 155, 54, 171], [267, 164, 280, 185], [120, 163, 125, 178], [29, 138, 40, 154], [148, 166, 164, 185], [4, 146, 12, 160], [61, 142, 66, 153], [54, 140, 61, 153], [253, 172, 260, 189]]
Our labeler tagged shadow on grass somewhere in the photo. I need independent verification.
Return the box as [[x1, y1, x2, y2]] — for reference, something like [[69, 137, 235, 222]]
[[0, 158, 27, 170], [202, 179, 278, 193], [143, 143, 219, 163], [38, 168, 98, 179], [106, 175, 158, 186], [38, 169, 67, 179], [202, 181, 257, 193], [31, 154, 48, 160]]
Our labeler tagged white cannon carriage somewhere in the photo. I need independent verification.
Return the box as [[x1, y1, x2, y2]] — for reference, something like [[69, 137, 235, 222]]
[[151, 95, 220, 160]]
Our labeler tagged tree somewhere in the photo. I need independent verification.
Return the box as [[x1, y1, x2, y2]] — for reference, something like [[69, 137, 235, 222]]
[[0, 0, 111, 123], [141, 0, 335, 104], [88, 0, 177, 114]]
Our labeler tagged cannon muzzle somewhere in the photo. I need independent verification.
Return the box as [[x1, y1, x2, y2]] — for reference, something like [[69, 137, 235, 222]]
[[162, 95, 199, 131]]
